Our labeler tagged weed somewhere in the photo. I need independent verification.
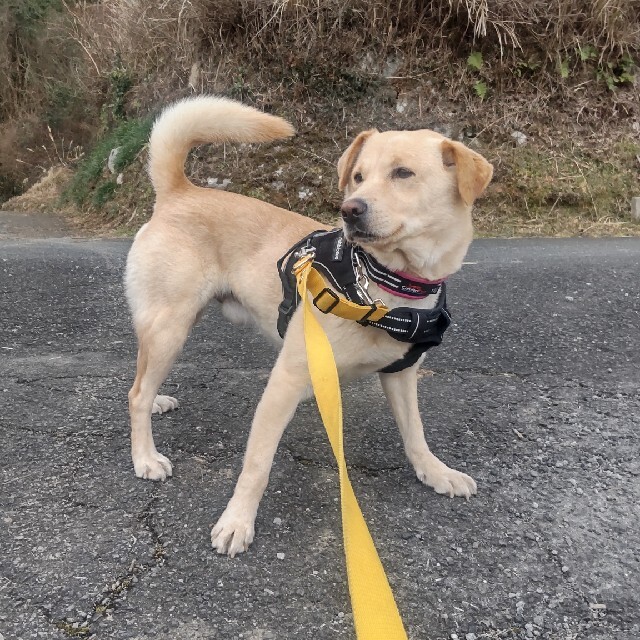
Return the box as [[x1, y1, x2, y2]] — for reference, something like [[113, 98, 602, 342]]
[[55, 620, 89, 637], [514, 55, 541, 77], [10, 0, 62, 33], [467, 51, 489, 99], [473, 81, 488, 100], [558, 58, 570, 79], [92, 180, 117, 207], [467, 52, 483, 71], [45, 80, 84, 129], [597, 55, 636, 91], [100, 66, 134, 129], [63, 116, 153, 207], [578, 44, 597, 63]]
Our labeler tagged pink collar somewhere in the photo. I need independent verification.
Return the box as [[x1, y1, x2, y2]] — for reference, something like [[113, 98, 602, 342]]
[[357, 249, 446, 300]]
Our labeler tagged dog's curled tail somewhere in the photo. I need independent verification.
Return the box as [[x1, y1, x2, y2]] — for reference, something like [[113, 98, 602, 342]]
[[148, 96, 295, 195]]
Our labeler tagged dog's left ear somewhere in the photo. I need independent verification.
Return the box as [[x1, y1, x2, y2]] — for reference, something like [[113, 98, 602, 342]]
[[441, 140, 493, 206], [337, 129, 378, 191]]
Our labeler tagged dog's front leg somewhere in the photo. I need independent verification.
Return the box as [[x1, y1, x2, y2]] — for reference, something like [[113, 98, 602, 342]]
[[211, 352, 309, 557], [379, 363, 477, 498]]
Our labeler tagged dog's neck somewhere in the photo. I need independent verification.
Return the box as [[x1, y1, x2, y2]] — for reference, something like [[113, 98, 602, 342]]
[[358, 231, 472, 283], [356, 247, 444, 300]]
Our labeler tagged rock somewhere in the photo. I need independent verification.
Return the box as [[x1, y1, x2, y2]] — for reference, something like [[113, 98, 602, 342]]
[[273, 517, 282, 526], [276, 552, 285, 560], [511, 131, 527, 146], [631, 197, 640, 221], [107, 147, 122, 173], [206, 178, 232, 189], [116, 173, 124, 185], [396, 98, 409, 114], [466, 634, 477, 640]]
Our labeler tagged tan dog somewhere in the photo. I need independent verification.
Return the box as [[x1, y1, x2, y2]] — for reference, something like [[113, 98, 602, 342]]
[[125, 96, 493, 556]]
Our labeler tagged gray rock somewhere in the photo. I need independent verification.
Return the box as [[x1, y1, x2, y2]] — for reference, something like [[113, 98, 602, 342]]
[[511, 131, 528, 146], [107, 147, 122, 173]]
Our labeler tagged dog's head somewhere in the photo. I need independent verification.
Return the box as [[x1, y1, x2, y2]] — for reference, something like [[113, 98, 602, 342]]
[[337, 129, 493, 276]]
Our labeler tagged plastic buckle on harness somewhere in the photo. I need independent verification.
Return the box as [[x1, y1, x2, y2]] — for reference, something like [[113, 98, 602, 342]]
[[313, 288, 340, 314], [357, 304, 381, 324]]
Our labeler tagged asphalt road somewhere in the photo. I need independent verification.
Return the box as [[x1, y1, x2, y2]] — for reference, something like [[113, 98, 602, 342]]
[[1, 211, 639, 640]]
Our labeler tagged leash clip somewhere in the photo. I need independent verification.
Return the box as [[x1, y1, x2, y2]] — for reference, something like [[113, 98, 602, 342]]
[[292, 244, 316, 275], [353, 251, 384, 307]]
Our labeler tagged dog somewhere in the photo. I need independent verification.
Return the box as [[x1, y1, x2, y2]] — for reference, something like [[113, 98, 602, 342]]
[[125, 96, 493, 557]]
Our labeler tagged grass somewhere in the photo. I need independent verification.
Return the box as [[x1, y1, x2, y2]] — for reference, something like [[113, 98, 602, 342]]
[[62, 116, 153, 208], [476, 140, 640, 236]]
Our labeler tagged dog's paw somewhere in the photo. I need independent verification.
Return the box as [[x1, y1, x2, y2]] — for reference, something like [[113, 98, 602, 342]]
[[211, 505, 256, 557], [133, 451, 173, 481], [152, 395, 179, 415], [416, 458, 477, 499]]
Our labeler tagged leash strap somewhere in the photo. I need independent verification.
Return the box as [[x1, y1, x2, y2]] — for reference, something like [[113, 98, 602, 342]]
[[294, 256, 408, 640], [307, 265, 390, 322]]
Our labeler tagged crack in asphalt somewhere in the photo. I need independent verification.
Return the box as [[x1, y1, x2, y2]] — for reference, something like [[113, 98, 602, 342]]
[[47, 493, 167, 638], [282, 445, 406, 476], [429, 367, 532, 380], [12, 375, 121, 385]]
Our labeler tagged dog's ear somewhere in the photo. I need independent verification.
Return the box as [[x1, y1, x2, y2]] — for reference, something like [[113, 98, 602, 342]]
[[337, 129, 377, 191], [441, 140, 493, 206]]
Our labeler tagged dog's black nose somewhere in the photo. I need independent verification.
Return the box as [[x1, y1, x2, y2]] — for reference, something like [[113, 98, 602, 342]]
[[340, 198, 368, 224]]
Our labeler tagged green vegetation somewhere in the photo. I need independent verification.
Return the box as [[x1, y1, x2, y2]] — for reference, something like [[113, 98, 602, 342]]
[[63, 117, 153, 207]]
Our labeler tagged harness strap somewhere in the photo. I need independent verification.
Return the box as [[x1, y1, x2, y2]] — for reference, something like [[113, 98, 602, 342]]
[[277, 229, 452, 373], [307, 266, 389, 323]]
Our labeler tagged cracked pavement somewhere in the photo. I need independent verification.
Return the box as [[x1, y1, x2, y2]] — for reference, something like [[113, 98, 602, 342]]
[[1, 211, 639, 639]]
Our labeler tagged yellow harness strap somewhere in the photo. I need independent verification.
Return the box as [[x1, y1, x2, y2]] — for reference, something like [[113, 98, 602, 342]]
[[295, 257, 408, 640], [306, 265, 390, 323]]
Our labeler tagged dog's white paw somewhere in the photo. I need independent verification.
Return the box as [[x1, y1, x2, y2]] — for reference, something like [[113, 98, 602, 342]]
[[133, 451, 173, 481], [416, 458, 477, 499], [211, 505, 256, 557], [152, 395, 179, 415]]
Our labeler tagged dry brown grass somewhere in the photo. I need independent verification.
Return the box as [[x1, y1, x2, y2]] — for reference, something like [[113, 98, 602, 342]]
[[1, 0, 638, 238], [63, 0, 639, 104], [0, 166, 72, 212]]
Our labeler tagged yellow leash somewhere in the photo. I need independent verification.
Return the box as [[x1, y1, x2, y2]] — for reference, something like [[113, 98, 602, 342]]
[[294, 256, 408, 640]]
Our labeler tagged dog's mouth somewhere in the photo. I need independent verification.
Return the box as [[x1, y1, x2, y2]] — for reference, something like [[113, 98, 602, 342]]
[[344, 224, 402, 246], [346, 228, 380, 243]]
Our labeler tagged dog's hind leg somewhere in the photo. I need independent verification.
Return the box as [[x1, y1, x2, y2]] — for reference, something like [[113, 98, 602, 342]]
[[128, 305, 196, 480], [379, 362, 477, 499]]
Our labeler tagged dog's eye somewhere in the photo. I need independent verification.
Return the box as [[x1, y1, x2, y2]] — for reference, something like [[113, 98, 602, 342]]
[[353, 172, 363, 184], [392, 167, 415, 179]]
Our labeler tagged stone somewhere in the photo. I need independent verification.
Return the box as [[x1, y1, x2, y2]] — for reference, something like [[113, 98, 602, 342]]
[[631, 197, 640, 221], [107, 147, 122, 173], [206, 177, 232, 190], [511, 131, 527, 146]]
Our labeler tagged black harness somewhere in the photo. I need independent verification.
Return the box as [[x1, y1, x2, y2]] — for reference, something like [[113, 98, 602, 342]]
[[277, 229, 451, 373]]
